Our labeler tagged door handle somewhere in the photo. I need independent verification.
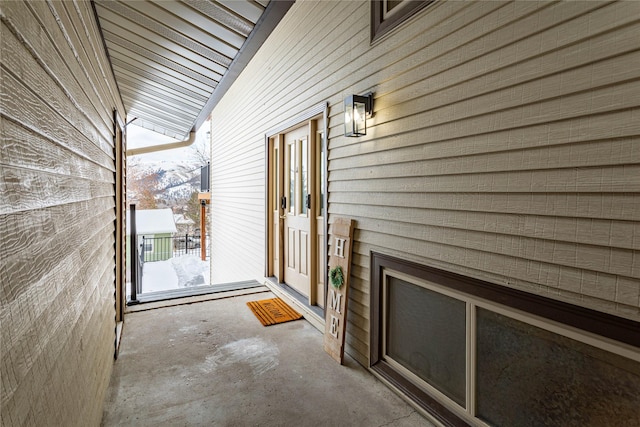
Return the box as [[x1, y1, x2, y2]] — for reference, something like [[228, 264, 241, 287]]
[[306, 194, 311, 210], [281, 196, 287, 210]]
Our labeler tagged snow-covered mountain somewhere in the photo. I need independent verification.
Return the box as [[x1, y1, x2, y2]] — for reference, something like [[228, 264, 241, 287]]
[[128, 159, 206, 206]]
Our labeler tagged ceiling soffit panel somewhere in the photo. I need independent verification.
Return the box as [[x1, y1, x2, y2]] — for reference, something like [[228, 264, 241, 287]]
[[93, 0, 294, 140]]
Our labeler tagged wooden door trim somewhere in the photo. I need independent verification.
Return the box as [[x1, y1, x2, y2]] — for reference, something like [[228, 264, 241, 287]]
[[114, 110, 125, 323], [113, 109, 126, 358], [308, 120, 318, 305], [268, 134, 285, 281], [264, 102, 328, 307]]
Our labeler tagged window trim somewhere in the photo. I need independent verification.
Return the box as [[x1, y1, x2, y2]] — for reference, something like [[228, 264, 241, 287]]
[[370, 252, 640, 426], [382, 270, 473, 422], [371, 0, 434, 43]]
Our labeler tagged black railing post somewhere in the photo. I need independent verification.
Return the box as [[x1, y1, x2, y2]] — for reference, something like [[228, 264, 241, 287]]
[[128, 204, 140, 305], [138, 239, 144, 291], [142, 235, 147, 263]]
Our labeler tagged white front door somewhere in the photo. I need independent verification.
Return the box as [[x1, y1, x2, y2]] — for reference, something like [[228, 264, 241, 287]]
[[283, 126, 311, 296], [268, 117, 326, 307]]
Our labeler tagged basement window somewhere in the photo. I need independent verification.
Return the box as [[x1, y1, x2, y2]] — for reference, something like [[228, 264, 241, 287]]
[[371, 0, 434, 43], [370, 252, 640, 426]]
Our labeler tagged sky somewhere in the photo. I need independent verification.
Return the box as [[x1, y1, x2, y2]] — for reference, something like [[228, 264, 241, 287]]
[[127, 119, 211, 163]]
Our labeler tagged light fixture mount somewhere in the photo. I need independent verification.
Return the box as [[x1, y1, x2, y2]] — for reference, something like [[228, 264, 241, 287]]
[[344, 92, 373, 137]]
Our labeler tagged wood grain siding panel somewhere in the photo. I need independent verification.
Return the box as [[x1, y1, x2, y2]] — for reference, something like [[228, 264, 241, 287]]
[[3, 1, 115, 146], [1, 1, 123, 425], [210, 0, 640, 365], [1, 67, 113, 171]]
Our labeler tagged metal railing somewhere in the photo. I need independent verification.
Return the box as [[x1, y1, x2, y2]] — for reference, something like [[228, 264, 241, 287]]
[[136, 238, 144, 295], [128, 204, 211, 303], [129, 204, 141, 304], [141, 234, 210, 263]]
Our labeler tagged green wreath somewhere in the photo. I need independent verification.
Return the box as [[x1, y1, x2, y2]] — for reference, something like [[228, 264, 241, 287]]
[[329, 266, 344, 289]]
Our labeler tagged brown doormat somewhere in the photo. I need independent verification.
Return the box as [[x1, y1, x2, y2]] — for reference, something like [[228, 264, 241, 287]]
[[247, 298, 303, 326]]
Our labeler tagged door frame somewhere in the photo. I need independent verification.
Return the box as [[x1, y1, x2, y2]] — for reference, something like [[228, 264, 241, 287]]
[[265, 102, 328, 307], [113, 109, 126, 357]]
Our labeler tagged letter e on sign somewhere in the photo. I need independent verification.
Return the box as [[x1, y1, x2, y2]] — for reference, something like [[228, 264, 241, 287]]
[[330, 315, 339, 338]]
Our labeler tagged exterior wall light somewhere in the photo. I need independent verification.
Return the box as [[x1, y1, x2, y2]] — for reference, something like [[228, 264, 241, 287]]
[[344, 93, 373, 137]]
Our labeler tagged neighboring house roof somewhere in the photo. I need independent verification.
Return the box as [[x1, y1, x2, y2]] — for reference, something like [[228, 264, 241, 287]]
[[174, 214, 195, 226], [127, 208, 177, 235]]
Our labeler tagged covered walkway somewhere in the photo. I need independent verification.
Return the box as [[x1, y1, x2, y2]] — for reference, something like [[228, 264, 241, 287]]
[[101, 289, 433, 426]]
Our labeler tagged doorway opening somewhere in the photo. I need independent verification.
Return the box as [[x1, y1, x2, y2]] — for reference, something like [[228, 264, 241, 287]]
[[266, 104, 328, 314]]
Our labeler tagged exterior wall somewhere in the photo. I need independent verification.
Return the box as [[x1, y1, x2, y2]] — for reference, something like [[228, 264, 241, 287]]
[[1, 1, 124, 425], [126, 234, 175, 266], [142, 233, 174, 262], [209, 0, 640, 365]]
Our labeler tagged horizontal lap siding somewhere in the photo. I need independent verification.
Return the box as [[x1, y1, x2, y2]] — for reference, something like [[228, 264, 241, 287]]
[[210, 134, 266, 283], [210, 0, 356, 284], [211, 0, 640, 366], [1, 1, 124, 425]]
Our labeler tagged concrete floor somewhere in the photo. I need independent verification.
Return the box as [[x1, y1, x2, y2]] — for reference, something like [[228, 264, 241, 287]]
[[102, 290, 435, 427]]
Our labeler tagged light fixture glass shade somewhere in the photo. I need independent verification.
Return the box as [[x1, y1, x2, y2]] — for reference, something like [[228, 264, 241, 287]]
[[344, 94, 368, 137]]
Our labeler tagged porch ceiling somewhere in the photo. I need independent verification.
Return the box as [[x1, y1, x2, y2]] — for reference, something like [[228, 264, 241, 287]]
[[93, 0, 293, 140]]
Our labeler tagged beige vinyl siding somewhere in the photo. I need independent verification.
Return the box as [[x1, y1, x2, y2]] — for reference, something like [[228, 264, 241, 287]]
[[1, 1, 124, 425], [210, 134, 267, 283], [209, 0, 361, 283], [210, 0, 640, 365]]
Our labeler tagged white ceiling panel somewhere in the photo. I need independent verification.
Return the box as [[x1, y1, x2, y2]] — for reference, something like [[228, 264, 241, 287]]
[[93, 0, 294, 139]]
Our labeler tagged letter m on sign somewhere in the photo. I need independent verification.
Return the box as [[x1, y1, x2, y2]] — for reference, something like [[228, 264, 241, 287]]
[[329, 289, 342, 314]]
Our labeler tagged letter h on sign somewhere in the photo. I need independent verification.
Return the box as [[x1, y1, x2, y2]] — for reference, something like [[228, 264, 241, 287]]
[[334, 237, 346, 258]]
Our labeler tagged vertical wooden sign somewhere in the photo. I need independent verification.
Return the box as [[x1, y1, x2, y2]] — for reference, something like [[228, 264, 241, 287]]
[[323, 217, 355, 364]]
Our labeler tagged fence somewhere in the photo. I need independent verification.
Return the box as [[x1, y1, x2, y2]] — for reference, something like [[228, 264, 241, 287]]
[[140, 234, 210, 263], [136, 239, 144, 296], [129, 230, 210, 304]]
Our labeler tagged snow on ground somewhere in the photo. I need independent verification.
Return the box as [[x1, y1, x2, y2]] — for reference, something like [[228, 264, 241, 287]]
[[170, 255, 210, 287], [142, 255, 210, 293], [141, 260, 179, 293]]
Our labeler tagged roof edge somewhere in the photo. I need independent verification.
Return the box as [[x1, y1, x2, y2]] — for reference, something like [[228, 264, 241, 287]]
[[192, 0, 295, 131]]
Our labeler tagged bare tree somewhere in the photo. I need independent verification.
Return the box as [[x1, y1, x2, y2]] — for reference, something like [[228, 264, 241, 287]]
[[128, 168, 161, 209], [190, 129, 210, 166], [184, 190, 209, 233]]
